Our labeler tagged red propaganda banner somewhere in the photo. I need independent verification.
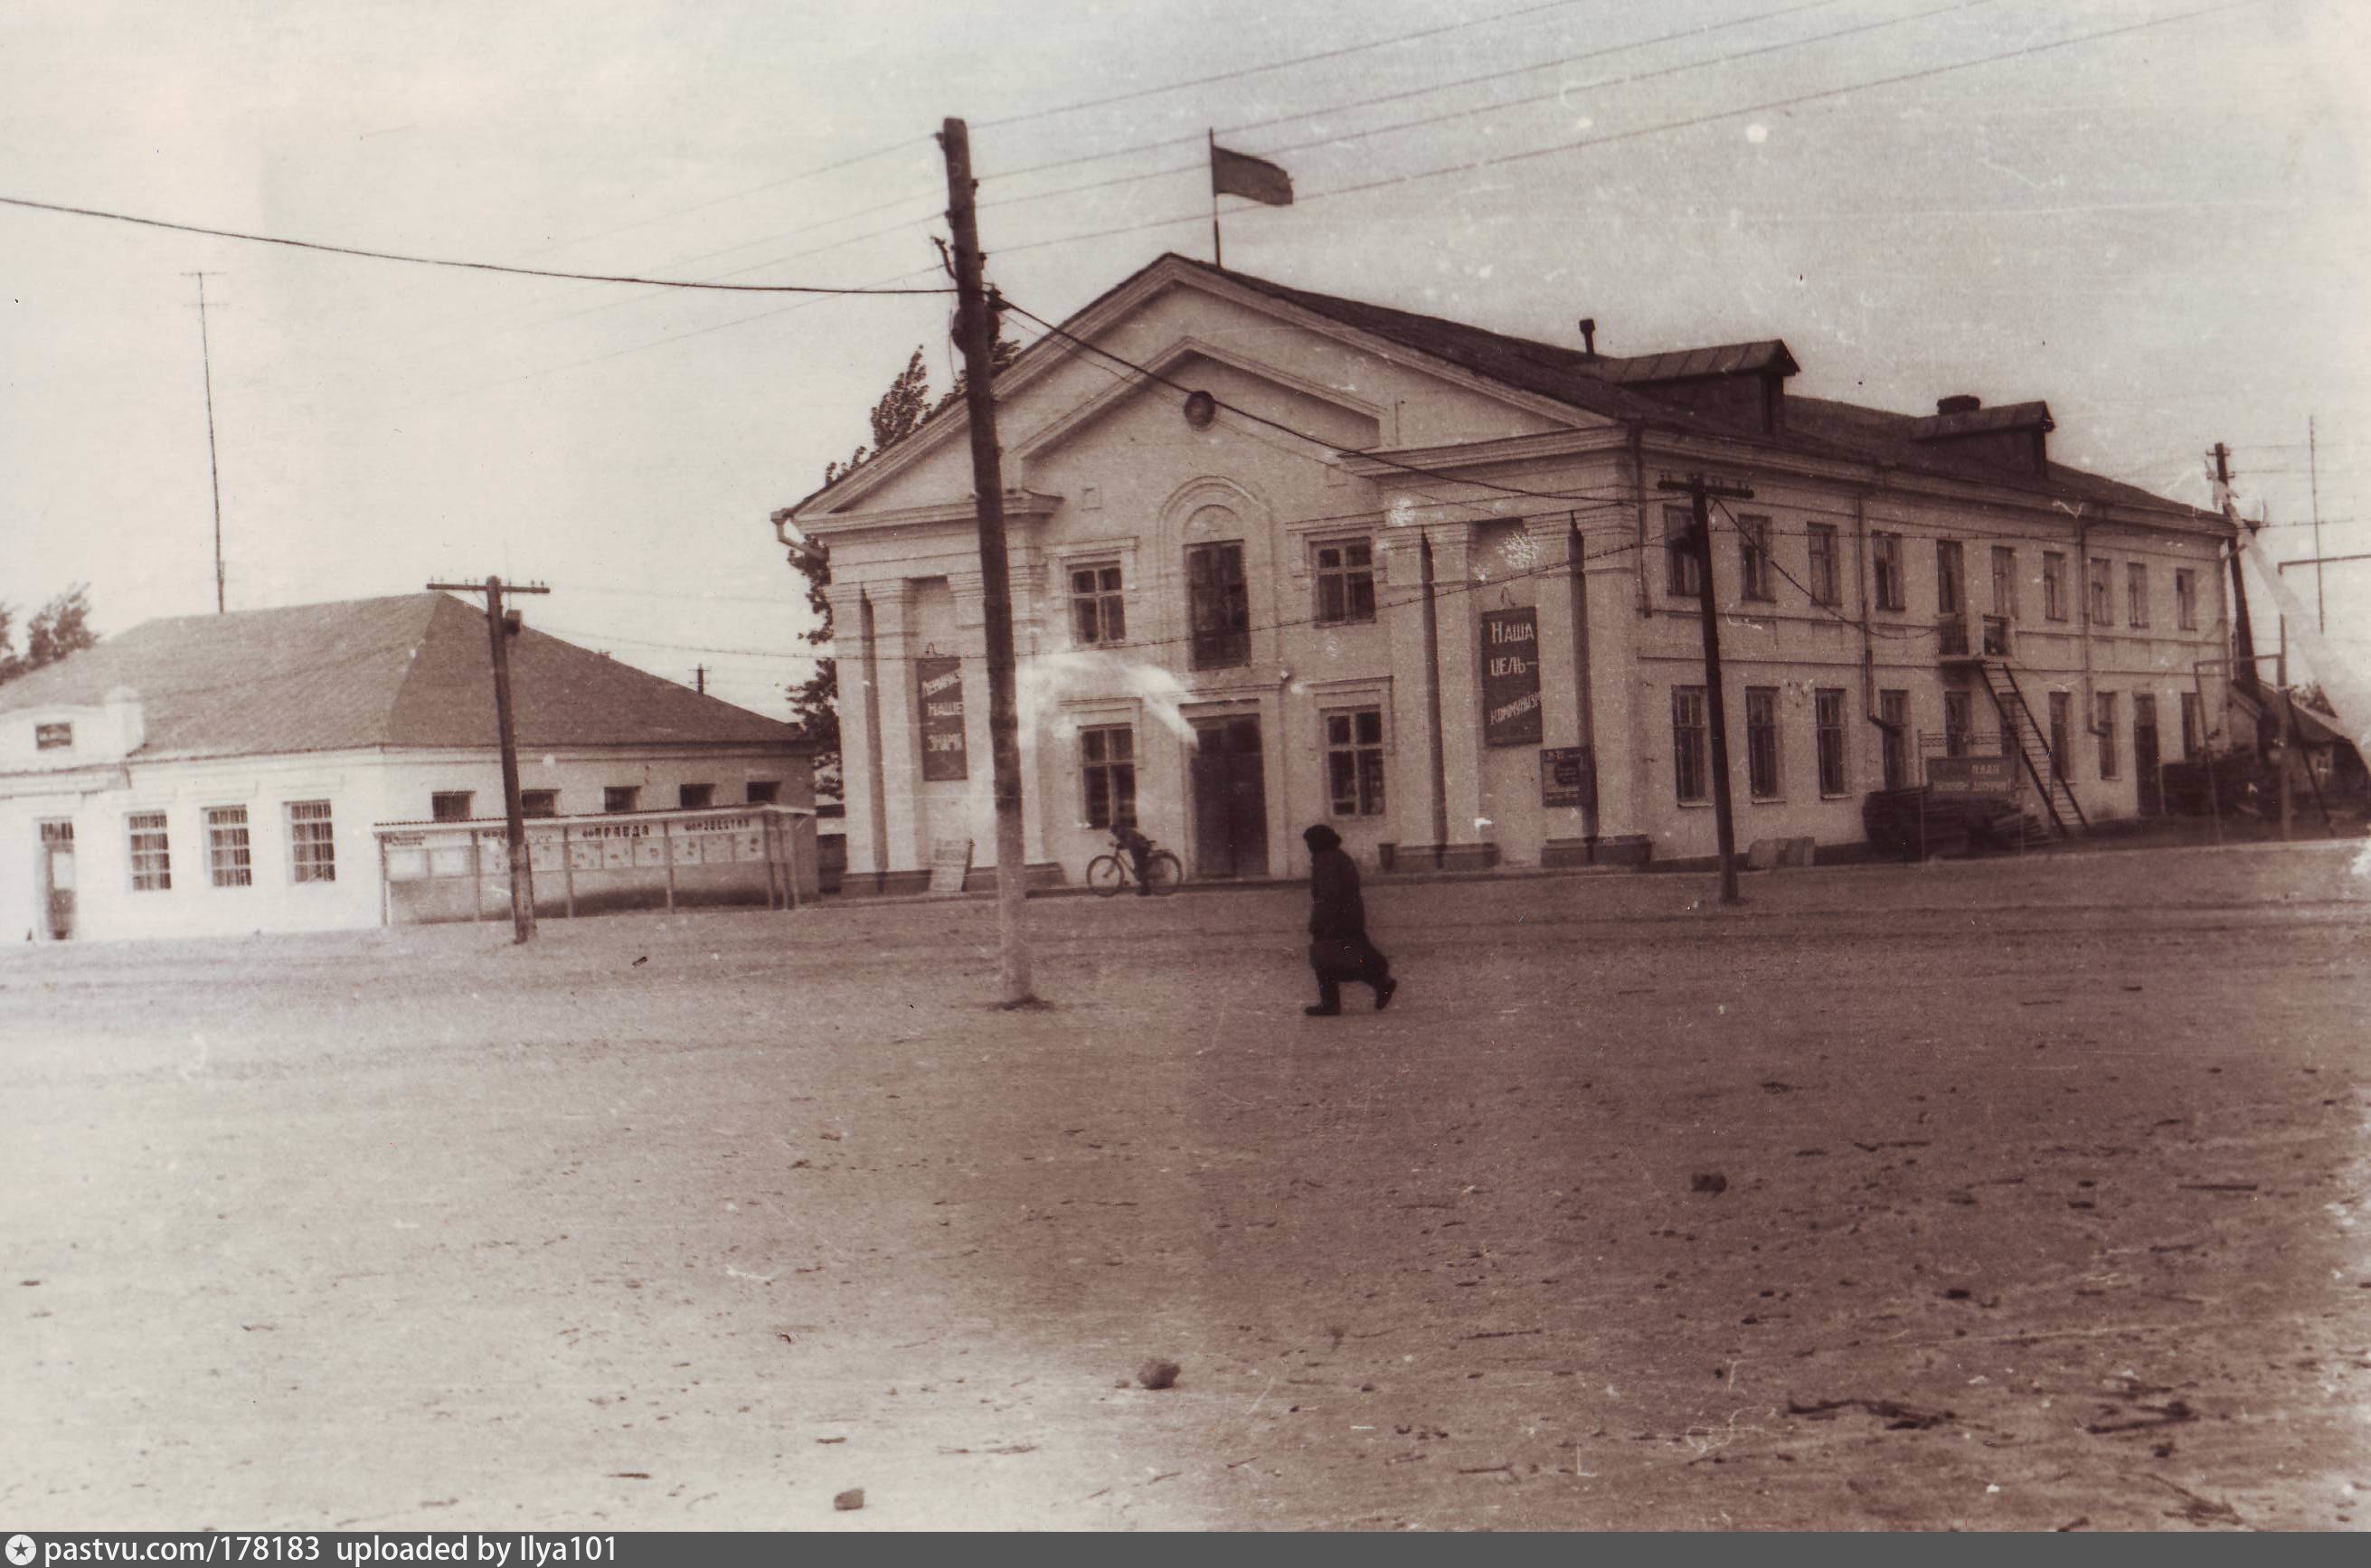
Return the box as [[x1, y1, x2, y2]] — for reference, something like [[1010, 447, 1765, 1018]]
[[1480, 607, 1542, 748], [918, 656, 968, 781]]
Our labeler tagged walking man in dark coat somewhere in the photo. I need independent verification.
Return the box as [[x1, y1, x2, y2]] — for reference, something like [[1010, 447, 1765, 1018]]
[[1302, 824, 1396, 1015]]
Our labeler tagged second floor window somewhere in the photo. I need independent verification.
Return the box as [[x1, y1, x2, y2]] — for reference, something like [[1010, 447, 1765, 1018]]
[[2175, 569, 2198, 629], [521, 789, 560, 817], [744, 781, 780, 806], [1186, 542, 1250, 668], [430, 791, 474, 822], [678, 783, 715, 809], [603, 786, 639, 814], [1991, 546, 2018, 619], [2127, 562, 2149, 627], [1070, 563, 1126, 645], [1664, 507, 1701, 597], [1313, 540, 1376, 625], [1745, 687, 1781, 798], [1080, 725, 1136, 829], [1936, 539, 1965, 617], [1738, 516, 1774, 601], [1325, 709, 1386, 817], [2088, 558, 2112, 626], [1806, 523, 1840, 607], [1872, 533, 1905, 611], [2043, 552, 2067, 620]]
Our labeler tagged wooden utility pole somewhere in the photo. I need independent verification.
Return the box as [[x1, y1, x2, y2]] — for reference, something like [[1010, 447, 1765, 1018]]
[[1658, 474, 1753, 904], [428, 576, 551, 943], [186, 272, 228, 613], [2212, 443, 2259, 695], [940, 117, 1035, 1006]]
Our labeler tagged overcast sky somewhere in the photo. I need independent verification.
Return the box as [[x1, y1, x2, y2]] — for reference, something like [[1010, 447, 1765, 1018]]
[[4, 0, 2366, 714]]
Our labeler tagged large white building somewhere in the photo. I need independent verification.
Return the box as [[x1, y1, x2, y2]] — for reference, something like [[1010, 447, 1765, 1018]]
[[781, 255, 2238, 893], [0, 593, 816, 942]]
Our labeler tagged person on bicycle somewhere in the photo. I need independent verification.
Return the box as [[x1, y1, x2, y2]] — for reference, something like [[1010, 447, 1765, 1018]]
[[1114, 821, 1155, 897], [1302, 823, 1395, 1015]]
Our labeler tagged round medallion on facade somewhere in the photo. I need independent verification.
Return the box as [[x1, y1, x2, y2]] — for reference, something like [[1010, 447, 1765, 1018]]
[[1182, 390, 1217, 430]]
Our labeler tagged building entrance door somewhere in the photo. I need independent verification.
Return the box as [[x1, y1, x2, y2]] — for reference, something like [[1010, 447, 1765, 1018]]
[[1189, 715, 1268, 879], [2133, 694, 2163, 816], [38, 819, 75, 940]]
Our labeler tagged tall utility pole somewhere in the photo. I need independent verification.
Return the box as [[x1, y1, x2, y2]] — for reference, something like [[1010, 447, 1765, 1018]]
[[2212, 443, 2259, 696], [186, 272, 228, 614], [1658, 474, 1753, 905], [940, 117, 1035, 1006], [427, 576, 551, 944], [2309, 416, 2326, 633]]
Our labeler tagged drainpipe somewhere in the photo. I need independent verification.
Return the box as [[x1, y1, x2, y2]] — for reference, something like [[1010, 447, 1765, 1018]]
[[1568, 510, 1601, 856], [2075, 505, 2096, 738], [1854, 484, 1880, 739]]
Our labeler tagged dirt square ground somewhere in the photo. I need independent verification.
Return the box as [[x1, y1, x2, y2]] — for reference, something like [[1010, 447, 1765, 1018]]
[[5, 841, 2367, 1530]]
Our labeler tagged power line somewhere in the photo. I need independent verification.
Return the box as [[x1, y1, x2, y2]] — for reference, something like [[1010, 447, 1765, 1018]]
[[0, 192, 955, 295]]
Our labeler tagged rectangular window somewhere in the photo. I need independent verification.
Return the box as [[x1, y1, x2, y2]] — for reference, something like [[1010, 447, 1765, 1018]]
[[1186, 542, 1251, 669], [288, 800, 335, 884], [678, 783, 715, 809], [602, 786, 639, 814], [743, 781, 780, 806], [1936, 539, 1965, 617], [2180, 691, 2205, 759], [1943, 690, 1974, 759], [2043, 552, 2067, 621], [430, 791, 474, 822], [1871, 533, 1905, 611], [1806, 523, 1840, 606], [1672, 686, 1709, 804], [206, 806, 251, 888], [1737, 515, 1774, 601], [1745, 686, 1781, 798], [2096, 692, 2120, 779], [128, 812, 172, 893], [2127, 562, 2149, 627], [1080, 725, 1137, 829], [520, 789, 560, 817], [1324, 708, 1387, 817], [1991, 546, 2018, 620], [1814, 689, 1848, 797], [1069, 562, 1126, 645], [2088, 558, 2112, 626], [2049, 691, 2072, 783], [35, 722, 72, 751], [1664, 506, 1702, 598], [1879, 690, 1911, 790], [1312, 540, 1377, 625], [2175, 569, 2198, 630]]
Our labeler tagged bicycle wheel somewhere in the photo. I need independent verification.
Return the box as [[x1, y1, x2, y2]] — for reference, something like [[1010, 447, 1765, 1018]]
[[1145, 850, 1184, 895], [1085, 855, 1128, 897]]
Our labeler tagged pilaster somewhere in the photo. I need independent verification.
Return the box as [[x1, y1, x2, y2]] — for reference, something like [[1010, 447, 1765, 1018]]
[[866, 581, 925, 872]]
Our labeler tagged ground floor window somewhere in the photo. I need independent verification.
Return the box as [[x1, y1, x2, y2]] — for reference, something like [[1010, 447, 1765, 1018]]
[[1878, 690, 1910, 790], [1745, 687, 1781, 798], [128, 812, 172, 892], [288, 800, 335, 883], [2180, 692, 2205, 759], [1081, 725, 1137, 829], [207, 806, 251, 888], [2097, 692, 2121, 779], [1672, 686, 1709, 803], [2049, 691, 2072, 782], [1325, 708, 1386, 817], [1943, 690, 1975, 759], [1814, 689, 1847, 796]]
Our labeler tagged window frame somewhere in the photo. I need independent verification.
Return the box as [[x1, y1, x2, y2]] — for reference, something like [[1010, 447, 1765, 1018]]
[[2096, 691, 2120, 780], [1078, 723, 1138, 830], [1671, 685, 1710, 804], [2043, 552, 2068, 621], [520, 789, 560, 817], [1878, 689, 1911, 790], [1991, 545, 2019, 620], [2126, 562, 2149, 628], [602, 786, 640, 814], [128, 811, 172, 893], [1068, 561, 1128, 647], [1736, 515, 1774, 602], [430, 790, 475, 823], [1322, 706, 1388, 817], [1935, 539, 1966, 618], [678, 783, 716, 810], [743, 781, 780, 806], [1664, 506, 1702, 599], [2048, 690, 2073, 783], [2175, 569, 2198, 630], [35, 722, 73, 752], [288, 799, 336, 885], [1744, 685, 1781, 799], [1871, 532, 1906, 612], [206, 805, 252, 890], [1942, 690, 1975, 760], [2088, 557, 2112, 627], [1310, 537, 1378, 627], [1806, 523, 1841, 607], [2179, 690, 2205, 759], [1185, 540, 1252, 670], [1814, 688, 1848, 798]]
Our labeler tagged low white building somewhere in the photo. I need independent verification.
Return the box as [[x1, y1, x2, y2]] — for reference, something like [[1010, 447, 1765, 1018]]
[[0, 593, 816, 942]]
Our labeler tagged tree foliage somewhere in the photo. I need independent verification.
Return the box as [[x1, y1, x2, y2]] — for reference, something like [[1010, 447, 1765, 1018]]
[[0, 584, 98, 686], [782, 332, 1020, 798]]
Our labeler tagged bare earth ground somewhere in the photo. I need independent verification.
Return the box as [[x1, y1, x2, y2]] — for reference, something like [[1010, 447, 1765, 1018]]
[[5, 842, 2368, 1532]]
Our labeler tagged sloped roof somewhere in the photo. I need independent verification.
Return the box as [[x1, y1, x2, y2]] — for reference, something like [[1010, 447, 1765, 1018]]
[[0, 593, 801, 760], [1588, 341, 1799, 383], [1909, 400, 2055, 440]]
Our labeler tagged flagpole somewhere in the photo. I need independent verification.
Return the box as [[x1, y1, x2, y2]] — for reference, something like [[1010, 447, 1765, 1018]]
[[1208, 128, 1222, 269]]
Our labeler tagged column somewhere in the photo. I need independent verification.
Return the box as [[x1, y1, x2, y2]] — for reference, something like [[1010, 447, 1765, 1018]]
[[825, 583, 884, 883], [1586, 534, 1651, 860], [1427, 526, 1492, 866], [867, 581, 926, 874], [1376, 528, 1436, 865], [1526, 514, 1594, 855]]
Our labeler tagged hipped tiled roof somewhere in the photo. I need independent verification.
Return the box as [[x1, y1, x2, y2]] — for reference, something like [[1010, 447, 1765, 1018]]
[[0, 593, 801, 760]]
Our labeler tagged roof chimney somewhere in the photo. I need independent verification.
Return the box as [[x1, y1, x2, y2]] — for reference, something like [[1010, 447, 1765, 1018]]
[[1578, 317, 1596, 356], [1936, 394, 1981, 415]]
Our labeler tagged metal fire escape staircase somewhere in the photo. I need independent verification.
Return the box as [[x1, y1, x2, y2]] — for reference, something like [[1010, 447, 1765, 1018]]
[[1974, 661, 2088, 837]]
